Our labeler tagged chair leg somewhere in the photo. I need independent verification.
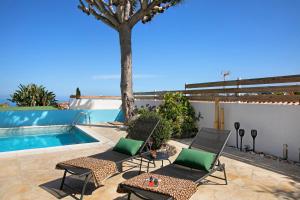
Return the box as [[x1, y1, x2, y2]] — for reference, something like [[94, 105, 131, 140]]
[[222, 164, 228, 185], [60, 170, 67, 190], [152, 160, 156, 168], [120, 162, 123, 172], [80, 174, 91, 200], [217, 159, 221, 167], [139, 157, 143, 174], [147, 161, 150, 173], [127, 192, 131, 200]]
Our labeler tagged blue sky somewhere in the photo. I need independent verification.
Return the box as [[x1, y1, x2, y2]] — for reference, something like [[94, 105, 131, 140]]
[[0, 0, 299, 100]]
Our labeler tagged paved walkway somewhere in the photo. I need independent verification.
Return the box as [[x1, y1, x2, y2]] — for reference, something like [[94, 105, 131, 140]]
[[0, 124, 299, 200]]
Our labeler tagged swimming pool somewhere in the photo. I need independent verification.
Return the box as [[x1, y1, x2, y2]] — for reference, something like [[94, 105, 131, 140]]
[[0, 126, 98, 152]]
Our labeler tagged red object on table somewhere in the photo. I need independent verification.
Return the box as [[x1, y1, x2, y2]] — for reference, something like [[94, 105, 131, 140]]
[[148, 181, 154, 187]]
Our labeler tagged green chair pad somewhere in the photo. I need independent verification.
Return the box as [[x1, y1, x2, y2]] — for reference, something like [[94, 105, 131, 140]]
[[174, 148, 216, 172], [113, 138, 144, 156]]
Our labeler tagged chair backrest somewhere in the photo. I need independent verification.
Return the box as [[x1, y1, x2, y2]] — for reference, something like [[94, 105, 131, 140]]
[[189, 127, 231, 156], [127, 117, 160, 154]]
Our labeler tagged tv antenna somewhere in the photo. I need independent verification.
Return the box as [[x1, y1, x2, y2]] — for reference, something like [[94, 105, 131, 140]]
[[221, 71, 230, 82], [221, 71, 230, 95]]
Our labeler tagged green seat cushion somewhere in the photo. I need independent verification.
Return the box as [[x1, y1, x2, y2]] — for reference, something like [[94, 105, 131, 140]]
[[113, 138, 144, 156], [174, 148, 216, 171]]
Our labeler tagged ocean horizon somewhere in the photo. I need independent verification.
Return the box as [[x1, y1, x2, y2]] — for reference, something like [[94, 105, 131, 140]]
[[0, 97, 70, 106]]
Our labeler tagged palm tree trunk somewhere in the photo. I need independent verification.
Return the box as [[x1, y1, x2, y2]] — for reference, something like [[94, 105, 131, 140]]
[[119, 24, 134, 122]]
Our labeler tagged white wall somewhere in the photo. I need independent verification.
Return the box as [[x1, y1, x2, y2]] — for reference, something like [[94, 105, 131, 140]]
[[135, 99, 300, 162], [70, 99, 122, 110]]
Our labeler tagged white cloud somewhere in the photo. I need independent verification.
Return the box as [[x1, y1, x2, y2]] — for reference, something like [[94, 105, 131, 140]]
[[92, 74, 161, 80]]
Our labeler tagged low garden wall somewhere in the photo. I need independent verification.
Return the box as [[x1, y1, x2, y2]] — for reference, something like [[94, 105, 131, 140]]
[[69, 98, 122, 110], [135, 99, 300, 162]]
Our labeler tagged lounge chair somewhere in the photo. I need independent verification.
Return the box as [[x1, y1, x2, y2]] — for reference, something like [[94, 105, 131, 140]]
[[118, 127, 231, 200], [56, 118, 160, 200]]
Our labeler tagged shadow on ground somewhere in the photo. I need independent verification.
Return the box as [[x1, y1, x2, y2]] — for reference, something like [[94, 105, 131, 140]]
[[122, 170, 141, 180], [255, 181, 300, 200], [39, 175, 97, 200], [40, 169, 143, 200], [113, 195, 130, 200]]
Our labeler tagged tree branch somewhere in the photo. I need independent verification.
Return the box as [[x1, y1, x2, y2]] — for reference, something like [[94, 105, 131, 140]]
[[103, 0, 116, 15], [79, 0, 90, 15], [124, 0, 131, 21], [116, 4, 125, 23], [129, 0, 163, 28], [102, 0, 120, 24], [96, 0, 117, 21], [78, 0, 118, 31], [87, 0, 120, 27], [139, 0, 148, 10], [90, 8, 119, 30]]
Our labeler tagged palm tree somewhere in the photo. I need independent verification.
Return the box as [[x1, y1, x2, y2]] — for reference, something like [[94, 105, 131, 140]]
[[78, 0, 183, 122], [9, 84, 57, 106]]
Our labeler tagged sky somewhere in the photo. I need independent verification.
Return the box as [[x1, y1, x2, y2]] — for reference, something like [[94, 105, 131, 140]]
[[0, 0, 299, 100]]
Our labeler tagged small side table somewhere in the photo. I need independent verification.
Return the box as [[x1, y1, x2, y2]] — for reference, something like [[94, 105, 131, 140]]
[[141, 151, 172, 173]]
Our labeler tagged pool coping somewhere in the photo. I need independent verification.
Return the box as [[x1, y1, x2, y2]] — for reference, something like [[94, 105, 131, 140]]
[[0, 125, 116, 158]]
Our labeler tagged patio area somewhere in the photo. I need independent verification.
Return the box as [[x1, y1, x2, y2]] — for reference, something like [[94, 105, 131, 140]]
[[0, 124, 299, 200]]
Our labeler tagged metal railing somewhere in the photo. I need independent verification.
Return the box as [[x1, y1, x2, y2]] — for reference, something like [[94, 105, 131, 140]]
[[72, 112, 91, 126]]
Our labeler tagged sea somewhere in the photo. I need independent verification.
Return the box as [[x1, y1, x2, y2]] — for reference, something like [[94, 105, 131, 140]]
[[0, 97, 69, 106], [0, 98, 15, 106]]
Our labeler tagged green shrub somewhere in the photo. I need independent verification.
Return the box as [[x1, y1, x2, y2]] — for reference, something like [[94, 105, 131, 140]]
[[133, 104, 157, 115], [9, 84, 57, 107], [158, 92, 200, 138], [127, 111, 172, 150]]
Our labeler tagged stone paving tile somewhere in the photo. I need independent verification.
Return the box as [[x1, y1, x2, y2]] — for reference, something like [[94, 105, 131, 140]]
[[0, 158, 20, 179], [0, 125, 299, 200]]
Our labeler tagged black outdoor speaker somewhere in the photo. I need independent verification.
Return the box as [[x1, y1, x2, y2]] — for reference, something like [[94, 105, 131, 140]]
[[234, 122, 240, 148], [251, 129, 258, 152], [239, 129, 245, 151]]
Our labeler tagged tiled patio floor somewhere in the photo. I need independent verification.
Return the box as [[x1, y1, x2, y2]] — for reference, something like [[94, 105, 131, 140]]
[[0, 124, 299, 200]]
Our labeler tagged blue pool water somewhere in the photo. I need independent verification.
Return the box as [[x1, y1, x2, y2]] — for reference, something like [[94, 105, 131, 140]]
[[0, 126, 98, 152]]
